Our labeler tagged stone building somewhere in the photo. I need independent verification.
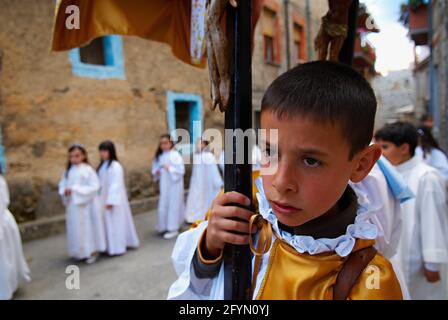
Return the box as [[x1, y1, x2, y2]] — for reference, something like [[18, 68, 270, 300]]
[[402, 0, 448, 149], [430, 0, 448, 149], [373, 70, 415, 129], [0, 0, 332, 235]]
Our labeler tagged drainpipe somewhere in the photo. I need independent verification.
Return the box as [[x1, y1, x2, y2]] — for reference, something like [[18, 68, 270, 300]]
[[444, 0, 448, 150], [284, 0, 291, 70], [305, 0, 312, 60], [428, 1, 440, 139]]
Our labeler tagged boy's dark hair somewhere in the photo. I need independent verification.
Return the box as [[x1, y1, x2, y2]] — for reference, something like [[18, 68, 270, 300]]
[[374, 122, 418, 157], [261, 61, 377, 159], [420, 113, 432, 123]]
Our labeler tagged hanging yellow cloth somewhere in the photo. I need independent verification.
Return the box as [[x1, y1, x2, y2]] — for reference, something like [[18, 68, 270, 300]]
[[51, 0, 206, 67]]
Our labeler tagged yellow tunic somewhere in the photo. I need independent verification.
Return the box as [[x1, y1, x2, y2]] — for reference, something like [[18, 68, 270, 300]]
[[256, 238, 402, 300], [197, 170, 403, 300]]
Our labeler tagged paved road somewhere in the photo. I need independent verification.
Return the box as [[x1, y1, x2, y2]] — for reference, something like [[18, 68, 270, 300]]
[[14, 210, 184, 300]]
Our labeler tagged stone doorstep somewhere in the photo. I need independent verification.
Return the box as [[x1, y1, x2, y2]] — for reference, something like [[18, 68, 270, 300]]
[[18, 191, 188, 242]]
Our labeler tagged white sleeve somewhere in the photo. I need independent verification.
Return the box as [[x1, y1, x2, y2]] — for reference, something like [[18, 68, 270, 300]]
[[204, 153, 223, 190], [419, 172, 448, 264], [351, 164, 403, 258], [58, 172, 67, 198], [71, 167, 100, 205], [219, 152, 225, 173], [167, 221, 221, 300], [167, 152, 185, 182], [0, 175, 10, 208], [430, 149, 448, 180], [105, 162, 124, 206], [151, 158, 161, 182], [424, 262, 439, 272], [0, 176, 9, 235]]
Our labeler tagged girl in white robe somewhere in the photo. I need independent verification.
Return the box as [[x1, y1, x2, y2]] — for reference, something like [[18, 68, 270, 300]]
[[0, 167, 31, 300], [58, 144, 106, 263], [151, 134, 185, 240], [97, 141, 140, 256], [415, 126, 448, 180], [185, 140, 223, 224]]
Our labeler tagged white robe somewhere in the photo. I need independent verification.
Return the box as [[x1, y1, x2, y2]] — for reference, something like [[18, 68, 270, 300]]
[[185, 151, 223, 223], [0, 175, 31, 300], [152, 150, 185, 232], [98, 160, 140, 255], [58, 164, 106, 260], [350, 163, 411, 299], [416, 146, 448, 181], [391, 156, 448, 300], [351, 164, 403, 259]]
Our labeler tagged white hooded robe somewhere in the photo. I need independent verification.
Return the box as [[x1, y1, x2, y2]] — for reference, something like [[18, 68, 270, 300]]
[[184, 151, 223, 224], [0, 175, 31, 300], [391, 156, 448, 300], [152, 150, 185, 233], [98, 160, 139, 255], [58, 163, 106, 260]]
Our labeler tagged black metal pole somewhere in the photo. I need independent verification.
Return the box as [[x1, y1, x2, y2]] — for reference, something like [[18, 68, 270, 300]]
[[284, 0, 291, 70], [339, 0, 359, 65], [223, 0, 253, 300]]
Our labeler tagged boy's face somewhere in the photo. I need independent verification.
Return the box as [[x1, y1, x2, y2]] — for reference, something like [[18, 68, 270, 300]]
[[375, 139, 411, 166], [260, 111, 379, 227]]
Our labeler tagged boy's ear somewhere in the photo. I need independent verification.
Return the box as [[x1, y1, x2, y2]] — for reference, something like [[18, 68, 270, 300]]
[[398, 143, 411, 157], [349, 144, 382, 183]]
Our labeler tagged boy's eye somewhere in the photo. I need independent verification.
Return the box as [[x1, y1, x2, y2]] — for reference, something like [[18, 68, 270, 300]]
[[303, 157, 321, 168]]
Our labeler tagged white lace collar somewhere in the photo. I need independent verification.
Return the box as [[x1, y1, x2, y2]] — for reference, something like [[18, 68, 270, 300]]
[[254, 177, 378, 257]]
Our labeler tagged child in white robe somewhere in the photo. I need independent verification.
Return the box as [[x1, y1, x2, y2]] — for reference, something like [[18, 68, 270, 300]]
[[351, 156, 414, 299], [415, 126, 448, 180], [376, 122, 448, 300], [0, 166, 31, 300], [58, 144, 106, 263], [185, 139, 223, 224], [97, 140, 140, 256], [152, 134, 185, 240]]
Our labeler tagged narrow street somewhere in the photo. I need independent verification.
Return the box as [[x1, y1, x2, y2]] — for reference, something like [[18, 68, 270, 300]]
[[14, 210, 180, 300]]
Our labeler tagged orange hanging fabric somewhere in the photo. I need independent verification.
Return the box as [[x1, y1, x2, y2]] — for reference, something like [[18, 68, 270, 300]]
[[52, 0, 206, 67], [52, 0, 264, 68]]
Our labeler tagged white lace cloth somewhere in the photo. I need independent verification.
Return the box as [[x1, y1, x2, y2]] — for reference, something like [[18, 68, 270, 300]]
[[254, 177, 378, 257]]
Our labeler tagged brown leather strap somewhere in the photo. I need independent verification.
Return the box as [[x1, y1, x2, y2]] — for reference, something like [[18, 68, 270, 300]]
[[333, 246, 377, 300]]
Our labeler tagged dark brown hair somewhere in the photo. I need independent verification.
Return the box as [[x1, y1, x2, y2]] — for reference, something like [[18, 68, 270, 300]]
[[261, 61, 377, 159], [66, 144, 89, 177]]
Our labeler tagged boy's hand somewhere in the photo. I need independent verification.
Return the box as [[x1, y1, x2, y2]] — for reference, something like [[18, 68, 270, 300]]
[[203, 191, 254, 260], [424, 268, 441, 283]]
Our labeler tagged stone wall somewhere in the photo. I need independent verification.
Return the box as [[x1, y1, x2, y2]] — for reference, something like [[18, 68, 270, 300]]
[[431, 0, 448, 150], [0, 0, 328, 224], [0, 0, 222, 222]]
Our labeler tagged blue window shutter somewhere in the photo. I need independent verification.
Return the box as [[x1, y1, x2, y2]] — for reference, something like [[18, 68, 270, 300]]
[[69, 35, 125, 80]]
